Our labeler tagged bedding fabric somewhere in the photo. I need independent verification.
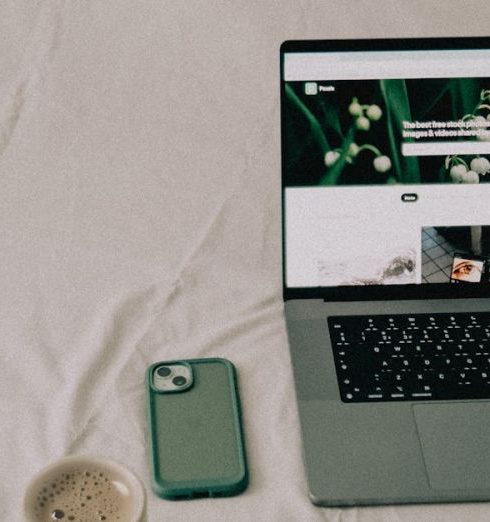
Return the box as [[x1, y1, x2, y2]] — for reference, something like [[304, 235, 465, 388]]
[[2, 1, 490, 520]]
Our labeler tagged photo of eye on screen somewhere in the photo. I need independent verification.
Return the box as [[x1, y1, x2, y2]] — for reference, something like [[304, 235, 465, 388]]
[[421, 225, 490, 284], [450, 254, 486, 283]]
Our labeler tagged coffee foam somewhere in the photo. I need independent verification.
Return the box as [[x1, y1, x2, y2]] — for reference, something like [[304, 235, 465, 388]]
[[32, 466, 133, 521]]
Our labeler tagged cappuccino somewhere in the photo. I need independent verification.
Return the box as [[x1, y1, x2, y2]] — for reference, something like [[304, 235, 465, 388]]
[[32, 466, 133, 521]]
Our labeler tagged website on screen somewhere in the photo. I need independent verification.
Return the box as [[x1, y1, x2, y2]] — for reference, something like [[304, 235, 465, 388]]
[[283, 50, 490, 288]]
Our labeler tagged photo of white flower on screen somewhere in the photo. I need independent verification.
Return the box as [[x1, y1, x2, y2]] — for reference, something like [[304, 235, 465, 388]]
[[285, 77, 490, 188]]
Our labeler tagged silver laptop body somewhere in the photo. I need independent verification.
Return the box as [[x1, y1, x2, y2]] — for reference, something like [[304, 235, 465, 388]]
[[281, 37, 490, 506]]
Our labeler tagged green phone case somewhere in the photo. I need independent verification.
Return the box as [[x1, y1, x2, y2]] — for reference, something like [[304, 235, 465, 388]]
[[146, 358, 248, 499]]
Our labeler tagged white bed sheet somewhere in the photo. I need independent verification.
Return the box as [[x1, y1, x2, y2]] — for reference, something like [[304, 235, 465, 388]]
[[2, 1, 490, 520]]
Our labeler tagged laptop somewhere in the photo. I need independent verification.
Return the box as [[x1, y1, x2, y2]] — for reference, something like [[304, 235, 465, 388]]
[[281, 37, 490, 506]]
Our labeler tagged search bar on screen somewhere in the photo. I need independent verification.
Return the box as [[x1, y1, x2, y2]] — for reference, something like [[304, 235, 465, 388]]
[[402, 141, 490, 156]]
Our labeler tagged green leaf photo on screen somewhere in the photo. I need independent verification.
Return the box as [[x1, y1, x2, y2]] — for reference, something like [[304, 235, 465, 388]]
[[284, 77, 490, 187]]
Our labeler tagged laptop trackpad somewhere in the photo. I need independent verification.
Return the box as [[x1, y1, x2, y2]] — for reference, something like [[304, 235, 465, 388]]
[[413, 402, 490, 490]]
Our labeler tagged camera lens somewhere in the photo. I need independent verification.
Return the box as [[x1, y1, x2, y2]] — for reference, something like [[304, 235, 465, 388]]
[[172, 375, 187, 386], [156, 366, 172, 378]]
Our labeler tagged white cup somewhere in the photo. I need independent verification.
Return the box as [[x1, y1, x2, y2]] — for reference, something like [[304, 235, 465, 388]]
[[23, 455, 145, 522]]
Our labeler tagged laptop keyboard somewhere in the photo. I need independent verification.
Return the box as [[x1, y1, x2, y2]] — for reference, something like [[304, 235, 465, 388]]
[[329, 312, 490, 402]]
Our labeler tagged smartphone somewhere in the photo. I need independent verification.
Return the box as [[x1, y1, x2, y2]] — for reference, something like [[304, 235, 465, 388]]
[[146, 357, 248, 499]]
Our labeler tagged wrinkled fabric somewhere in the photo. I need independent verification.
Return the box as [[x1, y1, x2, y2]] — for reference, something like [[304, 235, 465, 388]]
[[2, 1, 490, 520]]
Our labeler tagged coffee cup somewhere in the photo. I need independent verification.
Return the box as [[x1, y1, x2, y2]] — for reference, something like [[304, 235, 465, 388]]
[[23, 455, 145, 522]]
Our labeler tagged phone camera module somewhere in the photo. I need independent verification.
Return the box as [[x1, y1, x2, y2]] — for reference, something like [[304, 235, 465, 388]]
[[172, 376, 187, 386], [156, 366, 172, 378], [153, 363, 192, 391]]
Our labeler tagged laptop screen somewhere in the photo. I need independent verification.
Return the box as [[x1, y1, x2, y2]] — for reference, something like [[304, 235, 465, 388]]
[[281, 38, 490, 300]]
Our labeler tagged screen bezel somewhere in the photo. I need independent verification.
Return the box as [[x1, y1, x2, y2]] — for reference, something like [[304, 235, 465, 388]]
[[281, 37, 490, 302]]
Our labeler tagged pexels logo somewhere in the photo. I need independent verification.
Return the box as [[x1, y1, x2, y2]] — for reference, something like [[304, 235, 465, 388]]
[[304, 82, 318, 95], [304, 82, 335, 95]]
